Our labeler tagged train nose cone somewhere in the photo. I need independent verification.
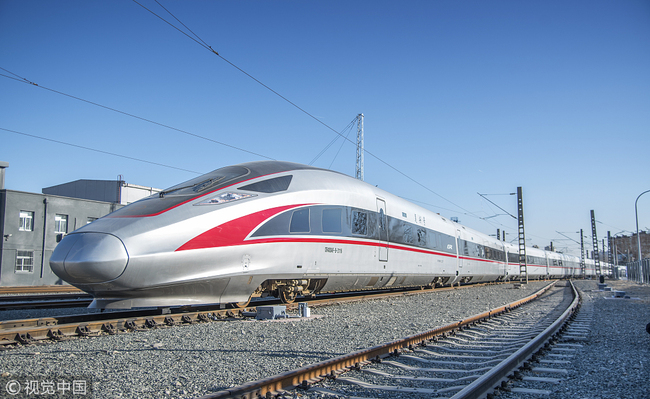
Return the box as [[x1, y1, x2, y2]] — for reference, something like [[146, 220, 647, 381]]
[[50, 233, 128, 284]]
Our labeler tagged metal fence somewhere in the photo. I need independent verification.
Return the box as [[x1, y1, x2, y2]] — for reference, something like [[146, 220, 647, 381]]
[[626, 259, 650, 284]]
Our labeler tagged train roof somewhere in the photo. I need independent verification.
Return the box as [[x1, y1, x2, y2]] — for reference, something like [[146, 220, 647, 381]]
[[106, 161, 333, 218]]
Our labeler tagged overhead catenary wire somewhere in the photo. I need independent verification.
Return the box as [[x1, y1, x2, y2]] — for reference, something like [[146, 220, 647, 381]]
[[328, 121, 356, 169], [402, 195, 567, 249], [0, 127, 202, 175], [132, 0, 484, 220], [477, 192, 517, 219], [0, 71, 274, 161], [309, 117, 357, 166], [0, 67, 38, 86]]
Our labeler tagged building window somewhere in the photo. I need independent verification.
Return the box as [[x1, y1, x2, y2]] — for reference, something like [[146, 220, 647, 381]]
[[16, 251, 34, 273], [87, 217, 98, 224], [19, 211, 34, 231], [55, 214, 68, 234]]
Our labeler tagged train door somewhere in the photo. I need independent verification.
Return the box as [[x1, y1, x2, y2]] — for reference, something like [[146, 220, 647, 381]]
[[451, 229, 462, 284], [545, 255, 550, 278], [500, 242, 507, 278], [376, 198, 388, 261]]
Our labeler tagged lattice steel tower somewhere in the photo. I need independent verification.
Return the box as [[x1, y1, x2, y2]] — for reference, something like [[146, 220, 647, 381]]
[[590, 210, 602, 277], [517, 187, 528, 283], [580, 229, 586, 278], [355, 113, 364, 181]]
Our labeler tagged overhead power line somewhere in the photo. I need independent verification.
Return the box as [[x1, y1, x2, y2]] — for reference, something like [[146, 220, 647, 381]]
[[0, 127, 202, 174], [477, 192, 517, 219], [308, 117, 357, 166], [0, 69, 273, 161], [132, 0, 483, 220], [328, 120, 357, 170]]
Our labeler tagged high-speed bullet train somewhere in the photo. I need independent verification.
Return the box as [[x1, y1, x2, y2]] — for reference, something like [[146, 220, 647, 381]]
[[50, 161, 607, 309]]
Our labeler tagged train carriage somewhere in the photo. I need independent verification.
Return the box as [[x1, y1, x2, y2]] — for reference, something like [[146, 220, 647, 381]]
[[50, 161, 603, 309]]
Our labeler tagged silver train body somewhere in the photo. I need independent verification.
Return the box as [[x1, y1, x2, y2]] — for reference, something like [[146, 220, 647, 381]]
[[50, 161, 608, 309]]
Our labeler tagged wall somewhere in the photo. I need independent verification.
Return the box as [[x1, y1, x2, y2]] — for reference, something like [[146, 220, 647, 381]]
[[120, 183, 160, 204], [0, 190, 121, 286]]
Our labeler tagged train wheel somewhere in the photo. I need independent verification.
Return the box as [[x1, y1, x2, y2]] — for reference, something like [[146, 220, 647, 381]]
[[279, 287, 297, 304], [233, 296, 251, 308]]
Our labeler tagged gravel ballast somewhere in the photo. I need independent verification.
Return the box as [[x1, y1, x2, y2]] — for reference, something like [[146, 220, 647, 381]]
[[0, 282, 548, 398], [498, 279, 650, 399], [1, 280, 647, 399]]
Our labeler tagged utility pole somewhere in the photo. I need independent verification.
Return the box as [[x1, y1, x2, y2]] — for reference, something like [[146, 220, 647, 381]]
[[355, 113, 364, 181], [635, 189, 650, 265], [607, 232, 612, 264], [517, 187, 528, 284], [607, 231, 613, 278], [591, 210, 602, 279], [580, 229, 586, 278]]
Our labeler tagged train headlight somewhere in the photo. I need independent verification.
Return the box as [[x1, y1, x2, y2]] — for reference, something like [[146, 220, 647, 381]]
[[196, 192, 256, 205]]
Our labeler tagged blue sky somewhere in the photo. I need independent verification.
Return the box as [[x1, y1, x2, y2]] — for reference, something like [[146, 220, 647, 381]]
[[1, 0, 649, 256]]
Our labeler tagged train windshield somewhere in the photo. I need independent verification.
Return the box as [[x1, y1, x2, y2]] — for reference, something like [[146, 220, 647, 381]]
[[106, 166, 250, 218], [159, 166, 250, 197]]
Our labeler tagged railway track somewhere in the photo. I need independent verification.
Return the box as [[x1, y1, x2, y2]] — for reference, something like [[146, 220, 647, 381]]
[[0, 293, 93, 310], [0, 299, 279, 346], [201, 280, 580, 399], [0, 283, 466, 312], [0, 282, 515, 347]]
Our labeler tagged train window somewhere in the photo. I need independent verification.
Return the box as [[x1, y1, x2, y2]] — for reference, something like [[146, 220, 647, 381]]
[[416, 228, 427, 247], [403, 225, 413, 244], [238, 175, 292, 193], [440, 234, 455, 252], [352, 210, 367, 235], [429, 232, 438, 249], [289, 208, 310, 233], [322, 208, 342, 233], [461, 240, 469, 256], [477, 244, 485, 258]]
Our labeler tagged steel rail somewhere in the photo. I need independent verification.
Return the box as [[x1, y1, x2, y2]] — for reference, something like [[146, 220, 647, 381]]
[[0, 299, 92, 310], [200, 281, 558, 399], [450, 280, 580, 399], [0, 294, 93, 310], [0, 298, 291, 346], [0, 281, 519, 346], [0, 286, 83, 295]]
